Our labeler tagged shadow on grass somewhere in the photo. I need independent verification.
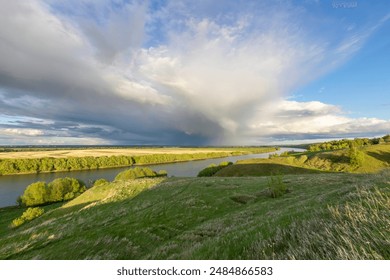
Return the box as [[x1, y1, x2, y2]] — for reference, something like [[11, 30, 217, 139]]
[[317, 153, 350, 164], [215, 163, 327, 177], [2, 179, 170, 259], [366, 151, 390, 164]]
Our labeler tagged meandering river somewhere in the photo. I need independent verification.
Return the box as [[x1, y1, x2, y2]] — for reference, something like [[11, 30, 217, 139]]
[[0, 147, 304, 208]]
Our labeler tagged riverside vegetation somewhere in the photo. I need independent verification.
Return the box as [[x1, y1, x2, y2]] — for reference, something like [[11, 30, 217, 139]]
[[0, 139, 389, 259], [0, 147, 277, 175]]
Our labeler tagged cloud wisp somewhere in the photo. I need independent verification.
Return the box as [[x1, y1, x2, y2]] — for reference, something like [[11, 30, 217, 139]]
[[0, 0, 389, 145]]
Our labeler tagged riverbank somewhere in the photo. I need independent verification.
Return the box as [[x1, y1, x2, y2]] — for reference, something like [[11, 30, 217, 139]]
[[0, 147, 278, 176]]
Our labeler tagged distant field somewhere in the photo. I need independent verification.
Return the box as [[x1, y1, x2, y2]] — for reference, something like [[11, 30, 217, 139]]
[[0, 147, 250, 159]]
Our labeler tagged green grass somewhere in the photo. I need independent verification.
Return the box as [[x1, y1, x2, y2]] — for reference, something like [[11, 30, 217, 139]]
[[0, 170, 388, 259], [216, 143, 390, 177]]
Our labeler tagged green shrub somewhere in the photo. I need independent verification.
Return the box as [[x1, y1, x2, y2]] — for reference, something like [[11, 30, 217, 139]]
[[349, 146, 365, 167], [48, 177, 86, 202], [93, 178, 109, 186], [115, 167, 166, 181], [267, 174, 288, 198], [19, 181, 49, 206], [197, 162, 233, 177], [19, 178, 86, 206], [10, 207, 45, 228]]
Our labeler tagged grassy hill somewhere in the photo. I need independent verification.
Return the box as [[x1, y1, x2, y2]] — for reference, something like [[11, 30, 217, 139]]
[[0, 170, 389, 259], [216, 143, 390, 177]]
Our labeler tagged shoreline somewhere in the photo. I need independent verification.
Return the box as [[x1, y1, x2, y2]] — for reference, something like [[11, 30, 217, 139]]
[[0, 148, 278, 177]]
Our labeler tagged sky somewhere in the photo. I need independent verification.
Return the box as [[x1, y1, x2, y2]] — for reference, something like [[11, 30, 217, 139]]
[[0, 0, 389, 146]]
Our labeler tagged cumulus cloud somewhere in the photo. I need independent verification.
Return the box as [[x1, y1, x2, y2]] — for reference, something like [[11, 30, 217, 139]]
[[246, 100, 390, 142], [0, 0, 389, 145]]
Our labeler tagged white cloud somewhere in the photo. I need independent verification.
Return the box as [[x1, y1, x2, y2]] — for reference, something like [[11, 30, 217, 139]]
[[2, 128, 44, 137], [246, 100, 390, 142]]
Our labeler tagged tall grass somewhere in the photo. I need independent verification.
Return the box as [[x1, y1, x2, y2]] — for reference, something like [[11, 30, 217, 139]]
[[247, 179, 390, 259], [0, 170, 388, 259]]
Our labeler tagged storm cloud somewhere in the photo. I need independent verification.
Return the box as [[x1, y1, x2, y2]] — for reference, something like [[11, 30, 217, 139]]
[[0, 0, 389, 145]]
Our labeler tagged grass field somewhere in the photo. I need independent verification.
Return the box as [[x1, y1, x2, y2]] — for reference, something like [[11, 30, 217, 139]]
[[0, 170, 388, 259], [0, 147, 271, 159], [216, 143, 390, 176]]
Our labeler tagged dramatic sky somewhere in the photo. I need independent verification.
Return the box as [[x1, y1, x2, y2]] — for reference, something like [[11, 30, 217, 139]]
[[0, 0, 389, 145]]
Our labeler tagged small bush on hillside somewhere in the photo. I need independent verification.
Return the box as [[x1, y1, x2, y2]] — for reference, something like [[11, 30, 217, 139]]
[[48, 178, 86, 202], [267, 174, 288, 198], [349, 145, 365, 168], [115, 167, 166, 181], [10, 207, 45, 228], [93, 178, 109, 187], [197, 162, 233, 177], [19, 178, 86, 207]]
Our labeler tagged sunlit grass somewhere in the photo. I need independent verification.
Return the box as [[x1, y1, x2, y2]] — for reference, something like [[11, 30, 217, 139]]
[[0, 170, 388, 259], [216, 143, 390, 176]]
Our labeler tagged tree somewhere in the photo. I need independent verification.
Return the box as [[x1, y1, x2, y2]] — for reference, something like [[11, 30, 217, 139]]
[[348, 143, 364, 168], [48, 177, 86, 202], [19, 182, 49, 206], [19, 178, 86, 206]]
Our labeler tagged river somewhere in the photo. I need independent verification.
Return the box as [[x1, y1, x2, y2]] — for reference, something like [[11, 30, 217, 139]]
[[0, 147, 304, 208]]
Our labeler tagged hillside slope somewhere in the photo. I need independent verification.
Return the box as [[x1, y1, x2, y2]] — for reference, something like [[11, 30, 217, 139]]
[[0, 171, 389, 260], [216, 143, 390, 177]]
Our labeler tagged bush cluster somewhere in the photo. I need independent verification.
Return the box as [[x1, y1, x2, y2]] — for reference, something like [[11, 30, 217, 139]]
[[93, 178, 109, 187], [115, 167, 167, 181], [10, 207, 45, 228], [308, 135, 388, 152], [19, 177, 86, 206]]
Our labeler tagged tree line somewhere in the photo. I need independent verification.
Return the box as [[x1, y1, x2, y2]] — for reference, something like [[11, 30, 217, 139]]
[[308, 135, 390, 152], [0, 147, 277, 176], [0, 153, 217, 175]]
